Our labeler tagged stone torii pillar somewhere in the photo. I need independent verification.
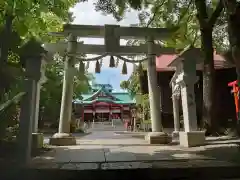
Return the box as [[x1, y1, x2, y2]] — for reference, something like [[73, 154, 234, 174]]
[[146, 36, 162, 132], [168, 47, 205, 147], [49, 34, 78, 146], [145, 36, 172, 144]]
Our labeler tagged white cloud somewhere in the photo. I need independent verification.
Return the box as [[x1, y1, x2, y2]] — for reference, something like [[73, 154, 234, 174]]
[[70, 0, 139, 75]]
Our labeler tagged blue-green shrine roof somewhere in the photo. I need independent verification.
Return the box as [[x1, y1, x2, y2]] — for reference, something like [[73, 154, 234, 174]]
[[74, 84, 136, 105]]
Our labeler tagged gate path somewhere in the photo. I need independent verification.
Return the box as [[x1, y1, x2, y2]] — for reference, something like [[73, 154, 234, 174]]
[[34, 125, 240, 170]]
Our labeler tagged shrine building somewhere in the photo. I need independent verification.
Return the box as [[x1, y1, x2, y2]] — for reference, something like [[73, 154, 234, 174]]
[[73, 84, 136, 122], [139, 51, 236, 128]]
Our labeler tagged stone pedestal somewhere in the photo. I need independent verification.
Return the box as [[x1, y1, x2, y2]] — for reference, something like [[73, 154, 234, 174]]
[[145, 132, 172, 144], [179, 131, 205, 147], [32, 133, 44, 149], [49, 133, 76, 146]]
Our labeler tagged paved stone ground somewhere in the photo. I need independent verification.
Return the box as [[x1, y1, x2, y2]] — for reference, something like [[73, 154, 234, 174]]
[[32, 124, 240, 170]]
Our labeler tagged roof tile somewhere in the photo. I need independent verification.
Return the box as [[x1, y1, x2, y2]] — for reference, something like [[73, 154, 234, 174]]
[[155, 51, 234, 71]]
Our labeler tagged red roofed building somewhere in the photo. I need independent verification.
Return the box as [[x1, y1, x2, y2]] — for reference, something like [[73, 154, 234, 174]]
[[155, 51, 234, 71], [140, 52, 236, 128]]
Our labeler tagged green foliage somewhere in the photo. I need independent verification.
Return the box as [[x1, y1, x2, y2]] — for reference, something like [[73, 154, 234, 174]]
[[0, 0, 80, 140], [93, 0, 145, 21], [75, 127, 85, 133], [0, 0, 78, 39], [40, 58, 94, 124], [0, 103, 19, 140], [120, 68, 141, 95], [92, 0, 227, 50], [141, 94, 150, 120], [120, 80, 130, 90]]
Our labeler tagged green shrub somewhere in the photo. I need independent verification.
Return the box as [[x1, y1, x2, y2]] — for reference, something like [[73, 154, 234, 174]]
[[4, 124, 19, 141], [75, 128, 84, 133], [0, 103, 19, 141]]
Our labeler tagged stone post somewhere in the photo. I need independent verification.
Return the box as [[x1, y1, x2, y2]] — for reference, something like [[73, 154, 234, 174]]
[[49, 34, 77, 146], [32, 82, 41, 132], [17, 39, 47, 166], [180, 80, 198, 132], [17, 79, 37, 166], [178, 77, 205, 147], [32, 61, 47, 133], [171, 83, 180, 138], [145, 36, 172, 144], [31, 64, 47, 150], [167, 48, 205, 147]]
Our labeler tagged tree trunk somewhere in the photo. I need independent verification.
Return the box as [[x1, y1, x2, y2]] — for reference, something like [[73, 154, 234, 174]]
[[200, 28, 217, 135], [195, 0, 223, 135]]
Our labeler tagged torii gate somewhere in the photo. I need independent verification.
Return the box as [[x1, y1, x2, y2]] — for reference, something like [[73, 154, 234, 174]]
[[44, 24, 177, 145]]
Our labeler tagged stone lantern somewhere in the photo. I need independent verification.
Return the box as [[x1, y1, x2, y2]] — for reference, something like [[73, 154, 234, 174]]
[[17, 38, 51, 166], [168, 47, 205, 147]]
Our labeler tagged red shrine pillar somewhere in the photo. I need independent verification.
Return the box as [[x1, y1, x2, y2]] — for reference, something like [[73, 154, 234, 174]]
[[110, 104, 114, 127], [81, 105, 84, 122], [121, 105, 124, 121], [109, 104, 112, 121], [228, 80, 239, 120]]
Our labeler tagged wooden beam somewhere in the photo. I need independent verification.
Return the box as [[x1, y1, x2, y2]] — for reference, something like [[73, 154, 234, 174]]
[[50, 24, 177, 40], [44, 42, 176, 56]]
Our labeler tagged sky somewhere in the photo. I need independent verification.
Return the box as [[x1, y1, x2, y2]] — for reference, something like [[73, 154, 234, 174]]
[[70, 1, 140, 91]]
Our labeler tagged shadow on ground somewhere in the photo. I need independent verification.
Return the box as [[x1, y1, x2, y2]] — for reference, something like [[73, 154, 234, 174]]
[[31, 137, 240, 170], [0, 140, 51, 167]]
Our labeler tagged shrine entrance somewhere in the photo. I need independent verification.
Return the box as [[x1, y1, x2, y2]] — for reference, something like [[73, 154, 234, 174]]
[[95, 113, 109, 122], [43, 23, 177, 147], [16, 23, 180, 166], [14, 23, 236, 170]]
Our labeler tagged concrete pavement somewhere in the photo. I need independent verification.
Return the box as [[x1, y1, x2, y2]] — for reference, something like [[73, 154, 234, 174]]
[[32, 130, 240, 170]]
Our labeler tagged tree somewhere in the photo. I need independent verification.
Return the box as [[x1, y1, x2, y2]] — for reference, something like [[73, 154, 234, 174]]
[[0, 0, 80, 139], [120, 69, 141, 95], [120, 80, 130, 90], [92, 0, 144, 21], [39, 57, 94, 126], [0, 0, 79, 100], [222, 0, 240, 134], [194, 0, 224, 134]]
